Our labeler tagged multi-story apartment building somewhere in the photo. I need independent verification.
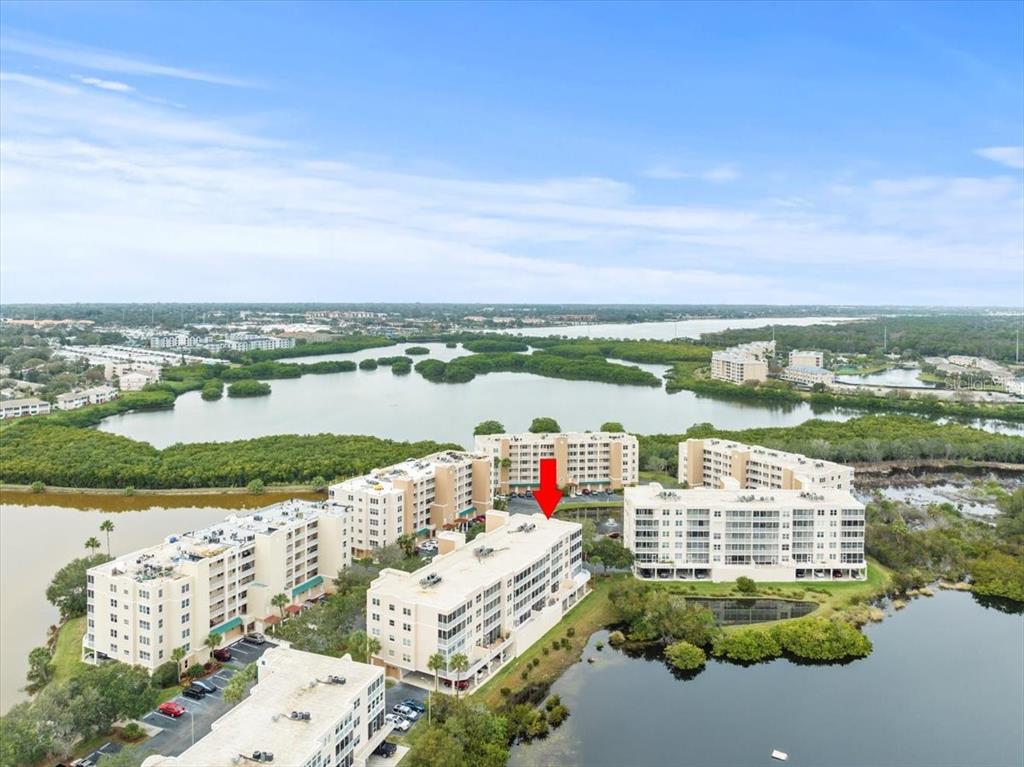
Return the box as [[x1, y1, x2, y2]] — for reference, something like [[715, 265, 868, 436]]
[[224, 333, 296, 352], [710, 341, 775, 384], [780, 365, 835, 388], [54, 385, 119, 410], [366, 511, 589, 692], [84, 500, 350, 672], [329, 451, 494, 557], [0, 397, 51, 419], [474, 431, 638, 494], [142, 647, 388, 767], [624, 484, 866, 581], [788, 350, 825, 367], [679, 438, 854, 492]]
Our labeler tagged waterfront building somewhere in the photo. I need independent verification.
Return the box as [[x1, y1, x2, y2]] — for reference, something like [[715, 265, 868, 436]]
[[709, 340, 775, 384], [54, 385, 119, 411], [329, 451, 494, 557], [624, 483, 866, 581], [678, 437, 853, 491], [141, 647, 387, 767], [788, 350, 825, 367], [474, 431, 639, 494], [779, 365, 835, 388], [365, 511, 589, 692], [84, 500, 350, 672], [224, 333, 296, 351], [0, 397, 51, 419]]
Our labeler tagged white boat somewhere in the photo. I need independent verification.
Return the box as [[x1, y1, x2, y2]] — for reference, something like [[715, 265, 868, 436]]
[[771, 750, 789, 762]]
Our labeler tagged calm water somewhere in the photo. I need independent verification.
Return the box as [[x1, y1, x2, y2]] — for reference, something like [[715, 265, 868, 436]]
[[837, 367, 937, 388], [687, 598, 817, 625], [0, 503, 239, 712], [510, 590, 1024, 767], [497, 317, 861, 340]]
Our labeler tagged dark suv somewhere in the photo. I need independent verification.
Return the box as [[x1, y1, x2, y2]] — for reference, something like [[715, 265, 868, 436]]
[[374, 742, 397, 758], [182, 683, 207, 700]]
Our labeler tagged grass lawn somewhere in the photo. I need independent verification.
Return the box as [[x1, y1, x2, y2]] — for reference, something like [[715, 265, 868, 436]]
[[476, 574, 624, 709], [638, 470, 681, 487], [52, 617, 88, 684]]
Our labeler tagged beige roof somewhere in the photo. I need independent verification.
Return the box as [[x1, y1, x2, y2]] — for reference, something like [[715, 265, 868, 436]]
[[628, 484, 862, 508]]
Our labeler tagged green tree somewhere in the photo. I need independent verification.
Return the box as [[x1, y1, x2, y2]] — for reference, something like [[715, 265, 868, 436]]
[[26, 646, 55, 692], [449, 653, 470, 699], [170, 647, 186, 675], [427, 652, 447, 699], [222, 662, 257, 704], [84, 536, 102, 554], [310, 475, 328, 491], [735, 576, 756, 594], [46, 554, 111, 620], [600, 421, 625, 432], [247, 478, 266, 494], [0, 701, 52, 767], [397, 533, 418, 559], [590, 537, 634, 572], [664, 640, 706, 671], [271, 593, 289, 621], [97, 744, 149, 767], [529, 417, 561, 433], [204, 632, 221, 659], [99, 519, 115, 557], [473, 420, 505, 436]]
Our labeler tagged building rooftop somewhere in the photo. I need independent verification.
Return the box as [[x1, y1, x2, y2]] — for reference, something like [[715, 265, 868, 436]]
[[0, 397, 49, 407], [693, 438, 850, 473], [629, 483, 862, 507], [90, 499, 347, 583], [332, 450, 482, 495], [143, 647, 382, 767], [370, 512, 579, 610], [479, 431, 635, 443]]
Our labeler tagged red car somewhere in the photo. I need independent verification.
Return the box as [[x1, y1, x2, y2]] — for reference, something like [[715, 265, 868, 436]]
[[158, 701, 186, 717], [213, 648, 232, 662]]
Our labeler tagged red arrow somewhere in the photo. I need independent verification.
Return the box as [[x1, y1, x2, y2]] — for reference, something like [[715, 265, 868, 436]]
[[532, 457, 562, 519]]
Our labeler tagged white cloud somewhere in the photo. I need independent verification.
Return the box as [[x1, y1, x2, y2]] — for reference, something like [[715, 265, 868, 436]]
[[73, 75, 135, 93], [0, 70, 1020, 305], [641, 163, 740, 183], [975, 146, 1024, 170], [1, 31, 254, 87]]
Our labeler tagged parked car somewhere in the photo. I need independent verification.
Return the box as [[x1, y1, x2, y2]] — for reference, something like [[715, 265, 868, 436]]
[[385, 713, 411, 732], [400, 698, 426, 713], [244, 632, 266, 645], [374, 742, 397, 758], [192, 678, 218, 694], [182, 684, 206, 700], [441, 678, 470, 691], [392, 704, 419, 720], [607, 532, 622, 539], [158, 701, 186, 717], [213, 647, 232, 662]]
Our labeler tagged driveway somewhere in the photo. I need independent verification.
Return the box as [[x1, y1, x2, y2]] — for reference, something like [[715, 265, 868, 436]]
[[140, 639, 275, 758]]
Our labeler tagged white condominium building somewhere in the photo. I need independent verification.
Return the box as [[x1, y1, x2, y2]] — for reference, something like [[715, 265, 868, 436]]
[[329, 451, 494, 556], [710, 340, 776, 384], [679, 438, 854, 492], [624, 484, 866, 582], [789, 350, 825, 367], [366, 511, 589, 692], [142, 647, 387, 767], [55, 385, 119, 410], [0, 397, 51, 419], [474, 431, 639, 494], [84, 500, 350, 672], [780, 365, 835, 388]]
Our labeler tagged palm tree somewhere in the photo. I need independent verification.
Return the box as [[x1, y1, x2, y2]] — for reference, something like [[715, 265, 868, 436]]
[[365, 636, 381, 664], [270, 593, 289, 627], [99, 520, 115, 556], [427, 652, 447, 693], [84, 536, 102, 555], [449, 653, 469, 700], [205, 632, 220, 660], [171, 647, 186, 678]]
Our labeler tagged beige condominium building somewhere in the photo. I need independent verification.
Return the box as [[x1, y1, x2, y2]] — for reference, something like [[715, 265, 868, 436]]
[[142, 647, 388, 767], [788, 350, 825, 367], [679, 438, 854, 492], [624, 484, 866, 582], [710, 340, 776, 384], [328, 451, 494, 557], [780, 365, 835, 388], [84, 500, 350, 672], [474, 431, 639, 494], [366, 511, 589, 693]]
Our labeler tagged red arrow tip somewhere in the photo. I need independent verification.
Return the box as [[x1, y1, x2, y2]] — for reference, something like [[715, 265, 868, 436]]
[[532, 487, 562, 518]]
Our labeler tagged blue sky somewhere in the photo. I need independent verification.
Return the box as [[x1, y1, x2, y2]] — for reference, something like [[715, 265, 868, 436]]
[[1, 1, 1022, 305]]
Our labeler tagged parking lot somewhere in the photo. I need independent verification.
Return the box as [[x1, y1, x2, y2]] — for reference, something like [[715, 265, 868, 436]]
[[131, 638, 275, 760]]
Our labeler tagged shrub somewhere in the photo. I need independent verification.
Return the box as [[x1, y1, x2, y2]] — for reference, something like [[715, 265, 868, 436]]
[[520, 670, 529, 680], [542, 648, 549, 656], [736, 576, 756, 594], [247, 478, 265, 494], [227, 379, 272, 398], [358, 358, 378, 370], [30, 480, 45, 493], [664, 640, 706, 671], [405, 346, 430, 355], [500, 687, 511, 697], [595, 641, 604, 651], [186, 665, 206, 679], [120, 722, 145, 742], [548, 704, 569, 727], [771, 618, 873, 661], [123, 486, 136, 496], [544, 695, 561, 711], [552, 640, 560, 650], [608, 630, 626, 646], [531, 657, 540, 667], [310, 475, 328, 491], [566, 627, 576, 637], [152, 661, 180, 688], [711, 628, 782, 663]]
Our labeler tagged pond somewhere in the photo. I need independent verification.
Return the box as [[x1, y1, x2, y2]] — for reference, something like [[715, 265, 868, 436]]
[[509, 590, 1024, 767], [684, 597, 817, 625], [836, 367, 938, 389]]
